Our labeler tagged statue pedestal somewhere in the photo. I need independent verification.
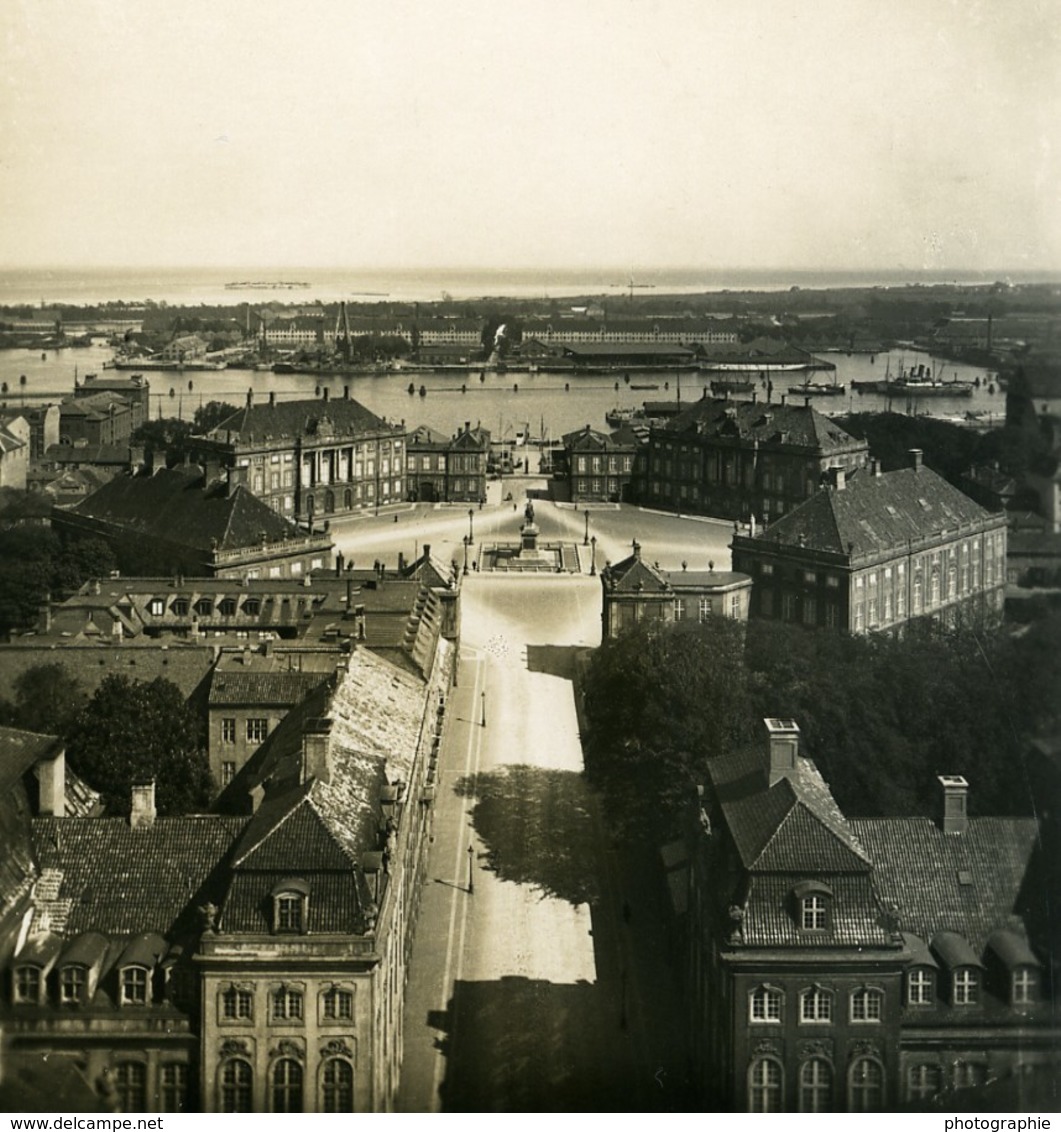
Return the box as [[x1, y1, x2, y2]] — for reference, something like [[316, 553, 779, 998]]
[[520, 522, 541, 559]]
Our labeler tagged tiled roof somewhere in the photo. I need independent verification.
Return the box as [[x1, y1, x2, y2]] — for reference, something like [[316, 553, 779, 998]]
[[0, 727, 62, 792], [29, 815, 247, 937], [223, 869, 369, 934], [710, 746, 872, 873], [208, 397, 393, 444], [602, 552, 671, 593], [59, 391, 133, 420], [740, 873, 893, 948], [208, 669, 328, 706], [663, 397, 862, 452], [67, 467, 304, 552], [407, 425, 450, 447], [44, 444, 134, 466], [850, 816, 1040, 953], [754, 465, 1000, 559], [562, 424, 637, 451]]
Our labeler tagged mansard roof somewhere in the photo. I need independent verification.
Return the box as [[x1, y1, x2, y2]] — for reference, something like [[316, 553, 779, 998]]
[[662, 397, 863, 453], [67, 467, 306, 553], [208, 396, 395, 444], [749, 464, 1001, 561]]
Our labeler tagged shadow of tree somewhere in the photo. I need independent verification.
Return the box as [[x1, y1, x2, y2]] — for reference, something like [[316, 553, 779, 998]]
[[453, 765, 601, 906], [524, 643, 585, 681]]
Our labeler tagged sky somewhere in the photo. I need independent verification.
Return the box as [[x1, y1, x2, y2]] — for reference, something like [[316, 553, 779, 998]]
[[1, 0, 1059, 274]]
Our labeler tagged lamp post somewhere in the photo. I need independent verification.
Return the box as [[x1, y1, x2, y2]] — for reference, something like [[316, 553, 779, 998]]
[[583, 509, 590, 546], [462, 535, 469, 576], [467, 844, 475, 894], [480, 690, 486, 728], [468, 508, 474, 544], [590, 535, 597, 576]]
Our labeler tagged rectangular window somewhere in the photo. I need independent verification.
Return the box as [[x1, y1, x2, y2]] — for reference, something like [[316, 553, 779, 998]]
[[801, 895, 827, 930], [60, 966, 84, 1005], [953, 969, 979, 1005], [222, 718, 237, 743], [673, 598, 685, 621], [699, 597, 712, 621], [149, 598, 165, 616], [1013, 969, 1037, 1004], [121, 967, 148, 1005], [247, 718, 268, 743], [800, 988, 832, 1023], [851, 987, 883, 1022], [272, 987, 304, 1021], [221, 760, 236, 786], [222, 986, 253, 1020], [749, 987, 783, 1023], [14, 967, 40, 1003], [322, 987, 354, 1020], [160, 1063, 188, 1113], [907, 968, 934, 1005]]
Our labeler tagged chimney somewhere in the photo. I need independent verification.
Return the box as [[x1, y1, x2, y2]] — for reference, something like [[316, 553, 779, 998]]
[[130, 781, 156, 828], [909, 448, 923, 473], [301, 718, 334, 785], [938, 775, 969, 834], [36, 747, 66, 817], [465, 421, 471, 433], [633, 539, 642, 561], [764, 718, 800, 786], [249, 783, 265, 813], [871, 458, 882, 477]]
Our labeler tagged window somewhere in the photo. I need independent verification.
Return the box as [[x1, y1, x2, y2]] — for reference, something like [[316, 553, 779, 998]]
[[272, 986, 304, 1021], [749, 1057, 783, 1112], [1013, 968, 1037, 1005], [275, 893, 304, 933], [673, 598, 685, 621], [160, 1063, 188, 1112], [907, 1064, 942, 1102], [849, 1057, 884, 1112], [799, 1058, 833, 1112], [749, 985, 783, 1023], [221, 760, 236, 786], [801, 895, 828, 931], [218, 598, 237, 616], [321, 1058, 354, 1112], [322, 987, 354, 1021], [59, 965, 85, 1005], [850, 986, 883, 1022], [698, 597, 713, 620], [272, 1058, 303, 1112], [171, 598, 189, 617], [121, 966, 149, 1006], [906, 967, 934, 1006], [222, 986, 253, 1020], [221, 718, 237, 743], [953, 968, 979, 1005], [113, 1061, 147, 1112], [220, 1059, 253, 1113], [149, 598, 165, 616], [247, 718, 268, 744], [800, 986, 832, 1023], [14, 965, 41, 1004], [194, 598, 213, 617], [953, 1062, 987, 1090]]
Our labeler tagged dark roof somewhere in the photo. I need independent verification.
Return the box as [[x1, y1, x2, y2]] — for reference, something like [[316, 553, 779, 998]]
[[851, 816, 1040, 953], [67, 467, 304, 552], [662, 397, 863, 453], [740, 873, 892, 948], [30, 814, 247, 936], [208, 397, 393, 444], [0, 727, 62, 793], [751, 465, 1001, 560], [603, 549, 749, 594], [562, 343, 694, 358], [562, 424, 638, 451], [208, 669, 328, 706]]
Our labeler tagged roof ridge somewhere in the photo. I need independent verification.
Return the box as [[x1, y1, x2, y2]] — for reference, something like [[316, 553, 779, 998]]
[[232, 782, 314, 866]]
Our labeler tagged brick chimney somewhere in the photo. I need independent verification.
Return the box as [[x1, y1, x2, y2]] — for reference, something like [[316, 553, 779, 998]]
[[36, 746, 66, 817], [301, 718, 334, 785], [764, 718, 800, 786], [938, 774, 969, 834], [909, 448, 924, 473], [130, 781, 156, 828]]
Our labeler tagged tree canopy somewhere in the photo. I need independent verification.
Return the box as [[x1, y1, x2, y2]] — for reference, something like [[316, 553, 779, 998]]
[[64, 674, 212, 815], [0, 662, 88, 735]]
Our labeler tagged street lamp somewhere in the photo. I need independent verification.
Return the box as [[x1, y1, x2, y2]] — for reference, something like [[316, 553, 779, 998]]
[[468, 508, 474, 544], [467, 844, 475, 894], [583, 509, 590, 546], [481, 690, 486, 728], [590, 535, 597, 576], [462, 535, 469, 576]]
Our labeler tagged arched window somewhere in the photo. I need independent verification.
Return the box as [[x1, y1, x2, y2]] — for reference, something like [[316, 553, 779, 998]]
[[748, 984, 783, 1023], [849, 1057, 884, 1112], [850, 986, 884, 1022], [321, 1058, 354, 1113], [799, 1058, 833, 1112], [113, 1061, 147, 1112], [799, 986, 833, 1023], [272, 1058, 303, 1113], [907, 1064, 942, 1103], [220, 1058, 252, 1113], [120, 966, 149, 1006], [748, 1057, 783, 1112]]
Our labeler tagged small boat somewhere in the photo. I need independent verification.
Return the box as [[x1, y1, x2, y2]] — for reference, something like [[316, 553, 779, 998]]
[[630, 383, 659, 390], [792, 381, 846, 396], [605, 407, 637, 427]]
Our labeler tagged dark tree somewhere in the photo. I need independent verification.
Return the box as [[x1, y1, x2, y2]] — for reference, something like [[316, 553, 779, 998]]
[[10, 662, 87, 735], [193, 401, 239, 433], [65, 675, 212, 815]]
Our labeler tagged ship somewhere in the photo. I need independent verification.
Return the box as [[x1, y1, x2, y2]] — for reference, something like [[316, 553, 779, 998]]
[[791, 379, 845, 396], [225, 280, 311, 290], [605, 407, 639, 427]]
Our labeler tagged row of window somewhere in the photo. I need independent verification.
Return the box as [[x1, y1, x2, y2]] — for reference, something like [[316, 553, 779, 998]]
[[221, 717, 269, 744], [148, 596, 262, 618], [220, 1057, 353, 1113], [906, 1061, 987, 1100], [109, 1062, 187, 1113], [14, 962, 164, 1007], [575, 455, 634, 474], [906, 964, 1037, 1007], [749, 1055, 883, 1113], [750, 985, 883, 1025], [672, 595, 742, 621], [219, 984, 353, 1024]]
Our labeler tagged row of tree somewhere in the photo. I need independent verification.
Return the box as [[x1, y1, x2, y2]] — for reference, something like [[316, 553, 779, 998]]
[[581, 614, 1061, 845]]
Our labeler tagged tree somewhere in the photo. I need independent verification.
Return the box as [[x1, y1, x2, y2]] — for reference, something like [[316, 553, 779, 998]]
[[65, 675, 212, 815], [193, 401, 239, 433], [10, 662, 86, 735]]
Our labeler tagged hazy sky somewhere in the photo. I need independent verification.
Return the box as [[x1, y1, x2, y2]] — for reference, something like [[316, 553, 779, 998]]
[[1, 0, 1058, 273]]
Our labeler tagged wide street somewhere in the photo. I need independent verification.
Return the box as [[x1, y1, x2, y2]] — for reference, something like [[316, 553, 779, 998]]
[[397, 572, 693, 1111]]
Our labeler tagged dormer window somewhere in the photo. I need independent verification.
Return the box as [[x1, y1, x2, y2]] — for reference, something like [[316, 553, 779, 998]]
[[953, 968, 979, 1005], [59, 965, 86, 1006], [218, 598, 237, 617], [120, 965, 149, 1006], [1012, 968, 1037, 1005], [906, 967, 935, 1006], [194, 598, 214, 617], [148, 598, 165, 616], [793, 881, 832, 931], [171, 598, 189, 617], [13, 965, 41, 1004], [271, 879, 309, 934]]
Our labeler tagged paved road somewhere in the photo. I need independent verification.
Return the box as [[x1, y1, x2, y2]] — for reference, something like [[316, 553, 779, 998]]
[[397, 574, 690, 1112]]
